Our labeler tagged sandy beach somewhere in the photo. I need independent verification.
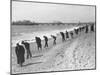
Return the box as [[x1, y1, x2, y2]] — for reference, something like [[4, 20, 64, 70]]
[[11, 28, 96, 74]]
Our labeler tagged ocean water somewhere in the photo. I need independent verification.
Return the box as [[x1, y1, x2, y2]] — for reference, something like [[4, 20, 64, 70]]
[[11, 24, 78, 47]]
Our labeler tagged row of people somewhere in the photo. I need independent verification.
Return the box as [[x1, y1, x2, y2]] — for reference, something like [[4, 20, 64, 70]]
[[15, 35, 57, 66], [35, 35, 57, 50], [15, 23, 95, 67]]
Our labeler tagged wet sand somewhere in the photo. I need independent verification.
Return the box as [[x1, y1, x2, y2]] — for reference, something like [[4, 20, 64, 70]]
[[11, 29, 95, 74]]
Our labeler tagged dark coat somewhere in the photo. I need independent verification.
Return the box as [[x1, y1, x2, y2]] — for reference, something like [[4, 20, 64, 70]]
[[35, 37, 42, 49], [44, 36, 48, 42], [23, 42, 30, 50], [51, 35, 56, 40], [66, 31, 69, 38], [15, 45, 25, 64]]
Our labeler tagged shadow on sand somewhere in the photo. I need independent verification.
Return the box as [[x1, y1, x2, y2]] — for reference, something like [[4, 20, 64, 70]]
[[23, 62, 42, 67], [32, 55, 43, 58]]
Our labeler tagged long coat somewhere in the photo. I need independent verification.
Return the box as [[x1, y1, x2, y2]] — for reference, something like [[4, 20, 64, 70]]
[[15, 45, 25, 64]]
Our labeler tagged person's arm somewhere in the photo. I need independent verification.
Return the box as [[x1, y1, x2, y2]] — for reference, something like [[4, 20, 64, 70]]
[[15, 47, 18, 55]]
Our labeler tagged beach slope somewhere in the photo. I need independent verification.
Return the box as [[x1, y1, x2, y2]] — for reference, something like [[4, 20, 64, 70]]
[[12, 31, 95, 74]]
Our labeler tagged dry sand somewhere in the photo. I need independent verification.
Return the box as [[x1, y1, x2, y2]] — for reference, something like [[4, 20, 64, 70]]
[[11, 30, 96, 74]]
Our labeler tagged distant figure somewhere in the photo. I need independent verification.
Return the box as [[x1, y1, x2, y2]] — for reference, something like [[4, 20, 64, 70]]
[[15, 43, 25, 67], [81, 26, 85, 31], [74, 29, 78, 35], [43, 36, 48, 48], [79, 27, 82, 32], [22, 41, 32, 59], [35, 37, 42, 50], [70, 31, 74, 38], [65, 30, 69, 39], [77, 28, 80, 34], [51, 35, 57, 45], [60, 32, 65, 42], [85, 25, 88, 33], [91, 24, 94, 32]]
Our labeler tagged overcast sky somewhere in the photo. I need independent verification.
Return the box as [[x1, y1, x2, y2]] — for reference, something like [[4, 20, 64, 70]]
[[12, 1, 95, 23]]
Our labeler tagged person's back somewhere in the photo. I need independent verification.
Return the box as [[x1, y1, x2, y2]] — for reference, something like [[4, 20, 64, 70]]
[[66, 30, 69, 38], [38, 37, 41, 43], [18, 45, 25, 56], [70, 31, 74, 38], [35, 37, 39, 43], [24, 42, 29, 50], [60, 32, 64, 37], [52, 36, 56, 40], [17, 44, 25, 66], [60, 32, 65, 41], [51, 35, 56, 45], [74, 29, 76, 34], [38, 37, 42, 49], [45, 36, 48, 41]]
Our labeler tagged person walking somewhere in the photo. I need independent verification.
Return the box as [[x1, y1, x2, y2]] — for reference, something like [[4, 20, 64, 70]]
[[51, 35, 57, 45], [22, 41, 32, 59], [60, 32, 65, 42], [35, 37, 42, 50], [85, 25, 88, 33], [43, 36, 48, 48], [70, 31, 74, 38], [91, 24, 94, 32], [65, 30, 69, 39]]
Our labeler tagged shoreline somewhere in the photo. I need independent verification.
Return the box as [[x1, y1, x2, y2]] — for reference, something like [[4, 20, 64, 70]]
[[11, 24, 96, 74], [12, 30, 95, 74]]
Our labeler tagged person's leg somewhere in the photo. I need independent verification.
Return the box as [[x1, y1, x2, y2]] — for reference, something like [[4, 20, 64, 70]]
[[16, 55, 18, 64], [54, 40, 56, 45], [19, 57, 23, 67], [20, 62, 23, 67], [62, 36, 64, 42], [39, 43, 42, 50], [29, 50, 32, 58], [44, 42, 46, 48], [27, 51, 29, 59], [46, 42, 48, 47], [37, 43, 40, 50], [85, 27, 87, 33]]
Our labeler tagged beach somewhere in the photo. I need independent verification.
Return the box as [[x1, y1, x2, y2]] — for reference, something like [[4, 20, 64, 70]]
[[11, 25, 96, 74]]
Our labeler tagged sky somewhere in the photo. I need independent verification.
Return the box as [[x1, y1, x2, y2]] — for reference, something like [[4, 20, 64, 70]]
[[12, 1, 95, 23]]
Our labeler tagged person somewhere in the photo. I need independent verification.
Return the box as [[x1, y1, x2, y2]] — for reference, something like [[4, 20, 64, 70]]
[[65, 30, 69, 39], [60, 32, 65, 42], [22, 41, 32, 59], [79, 27, 82, 32], [91, 24, 94, 32], [77, 28, 80, 34], [35, 37, 42, 50], [85, 25, 88, 33], [70, 31, 74, 38], [43, 36, 48, 48], [74, 29, 78, 35], [15, 43, 25, 67], [51, 35, 57, 45], [81, 26, 85, 31]]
